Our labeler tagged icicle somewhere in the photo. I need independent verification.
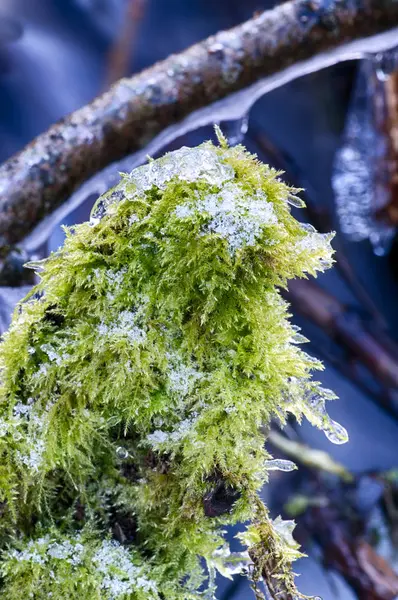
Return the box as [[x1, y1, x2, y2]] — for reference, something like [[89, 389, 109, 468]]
[[220, 114, 249, 146], [305, 388, 348, 445], [287, 194, 306, 208], [290, 332, 309, 345], [265, 458, 297, 472], [299, 222, 317, 233], [374, 47, 398, 82], [21, 28, 398, 251], [332, 50, 398, 255], [24, 257, 49, 273], [284, 379, 348, 445]]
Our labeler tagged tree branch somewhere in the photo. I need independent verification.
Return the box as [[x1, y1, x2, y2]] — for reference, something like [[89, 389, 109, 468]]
[[0, 0, 398, 253]]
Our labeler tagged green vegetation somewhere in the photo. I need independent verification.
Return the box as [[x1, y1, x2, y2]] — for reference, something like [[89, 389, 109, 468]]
[[0, 132, 346, 599]]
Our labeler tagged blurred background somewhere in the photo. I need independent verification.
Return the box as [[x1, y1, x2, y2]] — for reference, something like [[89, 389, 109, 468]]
[[1, 1, 398, 599]]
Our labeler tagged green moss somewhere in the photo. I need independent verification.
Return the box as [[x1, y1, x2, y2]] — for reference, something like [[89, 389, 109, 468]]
[[0, 134, 346, 599]]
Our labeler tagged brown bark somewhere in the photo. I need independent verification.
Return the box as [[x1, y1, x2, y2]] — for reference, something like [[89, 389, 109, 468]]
[[0, 0, 398, 254], [375, 71, 398, 225]]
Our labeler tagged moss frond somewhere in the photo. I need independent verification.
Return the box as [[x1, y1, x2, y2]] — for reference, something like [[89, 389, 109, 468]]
[[0, 139, 346, 598]]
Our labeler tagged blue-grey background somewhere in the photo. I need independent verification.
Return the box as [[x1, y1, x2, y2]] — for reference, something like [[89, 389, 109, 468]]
[[1, 1, 397, 598]]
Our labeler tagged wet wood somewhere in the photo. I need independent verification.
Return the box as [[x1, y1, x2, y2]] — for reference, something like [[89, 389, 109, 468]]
[[375, 71, 398, 225]]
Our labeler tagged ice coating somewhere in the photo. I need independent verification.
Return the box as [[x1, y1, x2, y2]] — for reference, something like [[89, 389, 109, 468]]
[[211, 547, 251, 578], [333, 53, 398, 254], [305, 389, 348, 445], [90, 145, 235, 223], [175, 183, 278, 255], [165, 351, 202, 399], [285, 378, 348, 445], [22, 27, 398, 252], [287, 194, 306, 209], [265, 458, 297, 472]]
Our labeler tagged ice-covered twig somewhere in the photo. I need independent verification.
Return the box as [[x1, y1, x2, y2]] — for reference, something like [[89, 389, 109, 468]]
[[0, 0, 398, 253]]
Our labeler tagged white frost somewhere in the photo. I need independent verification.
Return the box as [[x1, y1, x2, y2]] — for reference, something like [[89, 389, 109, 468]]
[[175, 183, 278, 255]]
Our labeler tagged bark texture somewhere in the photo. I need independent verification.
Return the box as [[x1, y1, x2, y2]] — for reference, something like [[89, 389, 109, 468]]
[[1, 0, 398, 252]]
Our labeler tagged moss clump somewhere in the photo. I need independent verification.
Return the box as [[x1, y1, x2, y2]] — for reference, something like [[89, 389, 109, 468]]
[[0, 134, 346, 599]]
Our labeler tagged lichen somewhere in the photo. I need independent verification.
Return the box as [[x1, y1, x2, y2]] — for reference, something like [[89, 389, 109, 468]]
[[0, 132, 346, 599]]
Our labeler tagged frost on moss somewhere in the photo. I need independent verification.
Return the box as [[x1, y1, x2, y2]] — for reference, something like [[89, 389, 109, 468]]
[[0, 134, 346, 599]]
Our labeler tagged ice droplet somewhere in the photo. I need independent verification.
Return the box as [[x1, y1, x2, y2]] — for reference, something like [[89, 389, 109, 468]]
[[318, 257, 334, 269], [265, 459, 297, 472], [374, 47, 398, 82], [283, 379, 348, 445], [306, 390, 348, 445], [116, 446, 129, 459], [299, 222, 317, 233], [323, 419, 349, 445], [287, 194, 306, 208], [291, 332, 309, 345]]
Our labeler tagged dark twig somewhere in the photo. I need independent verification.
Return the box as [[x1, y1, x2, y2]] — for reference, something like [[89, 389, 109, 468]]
[[287, 278, 398, 416], [375, 71, 398, 226], [0, 0, 398, 253], [303, 495, 398, 600], [103, 0, 147, 88]]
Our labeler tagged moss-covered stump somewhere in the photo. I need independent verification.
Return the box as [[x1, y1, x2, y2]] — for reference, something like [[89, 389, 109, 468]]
[[0, 132, 347, 599]]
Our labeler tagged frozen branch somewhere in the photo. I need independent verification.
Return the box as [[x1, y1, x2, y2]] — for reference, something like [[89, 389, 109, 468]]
[[0, 0, 398, 253]]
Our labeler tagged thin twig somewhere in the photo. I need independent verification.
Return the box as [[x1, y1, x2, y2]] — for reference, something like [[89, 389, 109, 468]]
[[103, 0, 147, 89], [287, 278, 398, 415]]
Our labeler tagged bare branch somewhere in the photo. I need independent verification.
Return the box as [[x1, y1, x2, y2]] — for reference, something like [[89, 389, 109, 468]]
[[0, 0, 398, 253]]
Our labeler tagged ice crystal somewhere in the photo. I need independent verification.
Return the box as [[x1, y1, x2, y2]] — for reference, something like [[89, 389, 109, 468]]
[[284, 378, 348, 445], [166, 352, 202, 398], [294, 231, 333, 255], [47, 539, 84, 565], [265, 459, 297, 472], [98, 309, 146, 346], [93, 540, 157, 599], [146, 415, 199, 449], [13, 402, 33, 418], [17, 438, 46, 473], [211, 547, 251, 578], [91, 144, 235, 223], [175, 184, 278, 255]]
